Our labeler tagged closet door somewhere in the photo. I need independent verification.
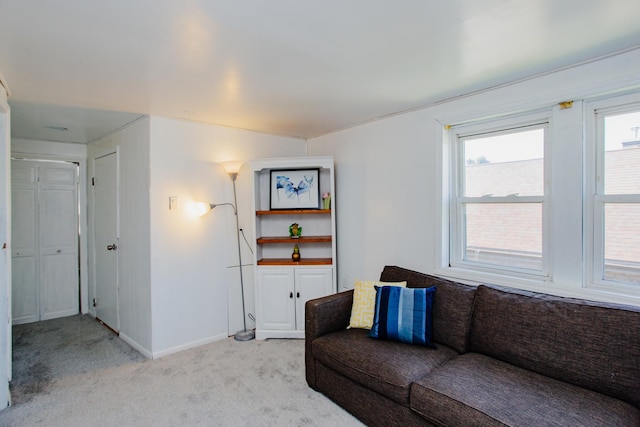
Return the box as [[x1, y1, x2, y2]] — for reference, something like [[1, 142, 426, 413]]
[[38, 164, 79, 320], [11, 163, 38, 324], [11, 160, 79, 324]]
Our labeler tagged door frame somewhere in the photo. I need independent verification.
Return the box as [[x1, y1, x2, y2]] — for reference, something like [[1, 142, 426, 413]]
[[10, 159, 82, 323], [10, 153, 89, 316], [90, 147, 120, 325], [0, 80, 11, 407]]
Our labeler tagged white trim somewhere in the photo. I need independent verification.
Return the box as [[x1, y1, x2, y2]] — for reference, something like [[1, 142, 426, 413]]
[[0, 86, 11, 407], [448, 112, 551, 278], [10, 152, 90, 315], [438, 86, 640, 305], [586, 93, 640, 294], [118, 332, 152, 359], [150, 333, 228, 359]]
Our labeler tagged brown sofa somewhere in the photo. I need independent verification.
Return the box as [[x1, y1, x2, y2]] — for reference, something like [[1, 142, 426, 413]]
[[305, 265, 640, 426]]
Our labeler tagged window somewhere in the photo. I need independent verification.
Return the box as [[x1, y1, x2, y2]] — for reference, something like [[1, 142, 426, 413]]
[[592, 106, 640, 287], [450, 116, 549, 278], [441, 92, 640, 302]]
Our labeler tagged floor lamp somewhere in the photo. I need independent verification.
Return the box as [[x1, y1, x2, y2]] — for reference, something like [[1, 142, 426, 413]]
[[197, 163, 254, 341]]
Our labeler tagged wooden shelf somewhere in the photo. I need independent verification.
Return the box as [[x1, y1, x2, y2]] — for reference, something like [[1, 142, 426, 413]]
[[257, 258, 333, 266], [257, 235, 332, 244], [256, 209, 331, 216]]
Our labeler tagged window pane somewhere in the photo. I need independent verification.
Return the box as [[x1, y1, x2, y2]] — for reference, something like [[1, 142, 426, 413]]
[[463, 128, 544, 197], [464, 203, 542, 271], [604, 111, 640, 195], [603, 203, 640, 284]]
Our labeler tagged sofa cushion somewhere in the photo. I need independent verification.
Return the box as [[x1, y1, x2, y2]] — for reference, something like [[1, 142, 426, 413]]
[[469, 284, 640, 408], [312, 328, 458, 405], [369, 285, 436, 347], [348, 279, 406, 329], [411, 353, 640, 427], [380, 265, 477, 353]]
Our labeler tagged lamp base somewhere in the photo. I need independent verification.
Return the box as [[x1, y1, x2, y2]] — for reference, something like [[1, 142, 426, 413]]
[[234, 329, 255, 341]]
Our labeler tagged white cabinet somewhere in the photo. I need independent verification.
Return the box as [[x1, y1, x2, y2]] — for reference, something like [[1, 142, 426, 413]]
[[249, 156, 337, 339], [256, 267, 333, 339]]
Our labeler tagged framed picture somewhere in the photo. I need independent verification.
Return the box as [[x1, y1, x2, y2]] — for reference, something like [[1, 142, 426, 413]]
[[270, 169, 321, 210]]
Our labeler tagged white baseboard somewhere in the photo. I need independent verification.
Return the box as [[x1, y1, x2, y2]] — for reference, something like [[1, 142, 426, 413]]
[[119, 332, 153, 359], [151, 333, 229, 359]]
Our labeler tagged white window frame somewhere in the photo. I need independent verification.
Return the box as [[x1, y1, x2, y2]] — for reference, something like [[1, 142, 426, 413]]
[[449, 111, 551, 281], [586, 92, 640, 296]]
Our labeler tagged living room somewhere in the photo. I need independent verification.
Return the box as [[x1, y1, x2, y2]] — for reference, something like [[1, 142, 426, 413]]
[[1, 1, 640, 421]]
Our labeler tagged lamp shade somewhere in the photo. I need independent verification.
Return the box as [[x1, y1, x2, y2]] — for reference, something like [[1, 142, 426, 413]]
[[221, 160, 242, 174], [221, 160, 243, 181], [193, 202, 212, 216]]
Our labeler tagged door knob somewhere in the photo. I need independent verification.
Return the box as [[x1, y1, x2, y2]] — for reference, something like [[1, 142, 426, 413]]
[[107, 244, 118, 251]]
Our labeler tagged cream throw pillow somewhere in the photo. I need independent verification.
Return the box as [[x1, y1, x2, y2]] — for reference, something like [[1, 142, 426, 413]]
[[348, 279, 407, 329]]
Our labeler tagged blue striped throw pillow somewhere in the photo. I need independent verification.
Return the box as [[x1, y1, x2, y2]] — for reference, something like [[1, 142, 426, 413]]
[[369, 286, 436, 347]]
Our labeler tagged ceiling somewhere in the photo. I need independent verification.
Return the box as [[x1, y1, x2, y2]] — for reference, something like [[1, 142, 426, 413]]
[[2, 1, 640, 143]]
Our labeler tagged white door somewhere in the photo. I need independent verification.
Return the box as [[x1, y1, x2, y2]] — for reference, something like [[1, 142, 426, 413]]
[[256, 268, 295, 331], [11, 160, 79, 324], [38, 164, 79, 320], [294, 268, 333, 330], [11, 163, 38, 324], [94, 152, 119, 331]]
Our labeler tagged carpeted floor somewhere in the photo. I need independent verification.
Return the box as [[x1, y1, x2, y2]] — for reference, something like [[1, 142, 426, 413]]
[[9, 315, 146, 405], [1, 315, 363, 426]]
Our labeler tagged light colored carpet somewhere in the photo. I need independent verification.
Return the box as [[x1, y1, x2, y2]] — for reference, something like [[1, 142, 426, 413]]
[[1, 315, 363, 426]]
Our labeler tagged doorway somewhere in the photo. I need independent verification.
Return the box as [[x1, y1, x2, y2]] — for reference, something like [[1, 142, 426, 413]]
[[11, 159, 80, 324]]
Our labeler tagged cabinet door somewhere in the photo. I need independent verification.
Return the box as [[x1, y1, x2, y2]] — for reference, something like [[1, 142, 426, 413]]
[[294, 268, 333, 330], [256, 269, 296, 331]]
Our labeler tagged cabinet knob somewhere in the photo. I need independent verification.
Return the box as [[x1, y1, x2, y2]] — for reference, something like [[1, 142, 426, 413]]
[[297, 292, 300, 298], [289, 292, 293, 298]]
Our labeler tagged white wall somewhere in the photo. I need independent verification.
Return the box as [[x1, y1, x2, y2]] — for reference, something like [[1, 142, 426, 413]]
[[309, 110, 431, 291], [12, 139, 87, 160], [148, 116, 305, 357], [88, 117, 152, 355], [309, 48, 640, 300]]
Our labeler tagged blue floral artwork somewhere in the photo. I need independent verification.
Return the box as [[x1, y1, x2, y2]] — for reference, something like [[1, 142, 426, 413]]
[[270, 169, 320, 209]]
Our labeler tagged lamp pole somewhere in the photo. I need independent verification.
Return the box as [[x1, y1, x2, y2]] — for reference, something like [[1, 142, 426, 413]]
[[230, 173, 254, 341]]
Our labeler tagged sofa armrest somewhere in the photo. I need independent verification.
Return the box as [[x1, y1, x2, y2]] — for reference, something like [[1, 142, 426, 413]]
[[305, 290, 353, 389], [305, 290, 353, 339]]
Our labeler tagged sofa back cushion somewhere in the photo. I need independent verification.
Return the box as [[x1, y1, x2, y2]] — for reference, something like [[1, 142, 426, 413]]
[[379, 266, 476, 353], [469, 284, 640, 408]]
